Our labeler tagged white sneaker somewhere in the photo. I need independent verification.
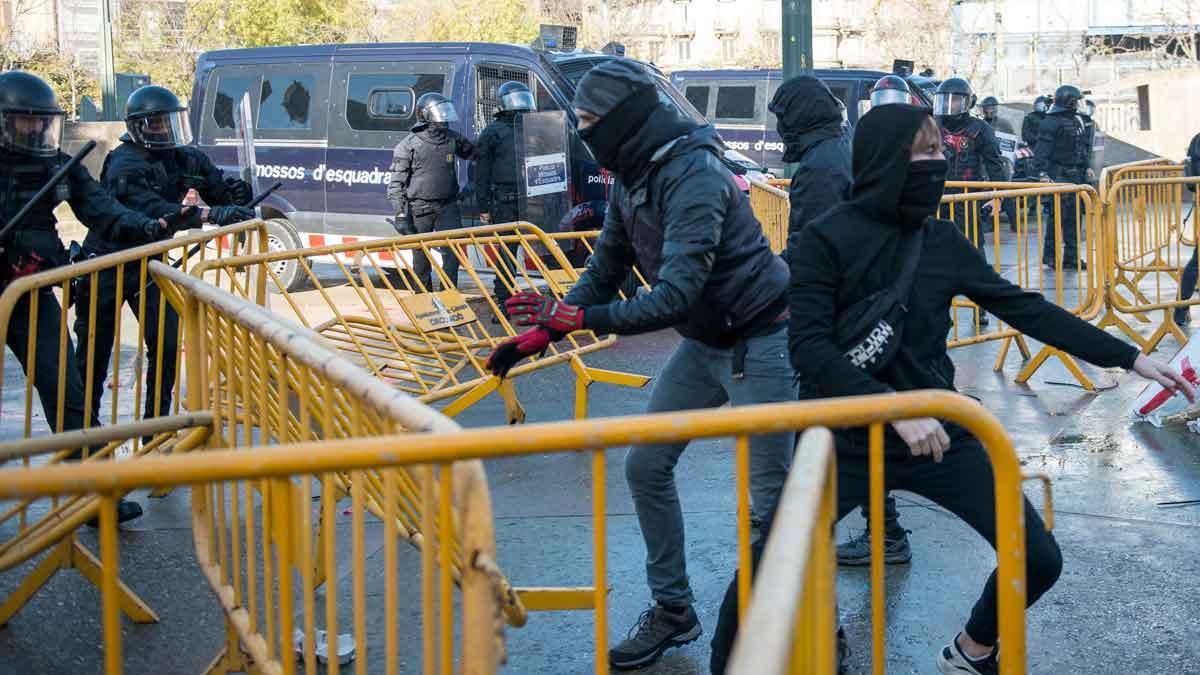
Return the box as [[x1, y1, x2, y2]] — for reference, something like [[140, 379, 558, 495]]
[[936, 636, 998, 675]]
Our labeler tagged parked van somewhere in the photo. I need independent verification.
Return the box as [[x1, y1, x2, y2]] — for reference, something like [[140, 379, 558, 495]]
[[669, 68, 933, 173], [189, 42, 709, 288]]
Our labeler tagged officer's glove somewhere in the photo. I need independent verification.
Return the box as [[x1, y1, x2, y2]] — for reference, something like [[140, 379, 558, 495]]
[[485, 327, 553, 378], [505, 291, 585, 334], [120, 219, 168, 245], [224, 177, 253, 205], [208, 205, 257, 226], [163, 206, 202, 233]]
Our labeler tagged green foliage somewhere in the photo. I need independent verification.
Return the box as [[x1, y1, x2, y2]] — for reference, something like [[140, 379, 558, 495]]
[[426, 0, 539, 44], [0, 50, 98, 117]]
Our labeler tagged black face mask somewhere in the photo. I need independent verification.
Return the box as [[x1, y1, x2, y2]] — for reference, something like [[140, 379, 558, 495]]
[[578, 120, 619, 172], [899, 159, 948, 225], [577, 88, 659, 173]]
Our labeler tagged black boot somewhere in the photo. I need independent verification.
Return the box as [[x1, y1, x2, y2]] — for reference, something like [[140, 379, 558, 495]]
[[86, 499, 144, 528]]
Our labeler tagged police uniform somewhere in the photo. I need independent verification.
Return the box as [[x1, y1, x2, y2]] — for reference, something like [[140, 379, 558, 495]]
[[1033, 109, 1089, 266], [939, 115, 1007, 251], [474, 109, 523, 304]]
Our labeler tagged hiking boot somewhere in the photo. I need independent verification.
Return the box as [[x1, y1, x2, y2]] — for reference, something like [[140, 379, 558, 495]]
[[609, 603, 702, 670], [936, 636, 998, 674], [1176, 307, 1192, 326], [85, 499, 144, 528], [837, 528, 912, 566]]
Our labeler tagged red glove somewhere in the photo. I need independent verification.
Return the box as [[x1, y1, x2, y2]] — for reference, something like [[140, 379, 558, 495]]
[[505, 291, 585, 334], [486, 327, 553, 378]]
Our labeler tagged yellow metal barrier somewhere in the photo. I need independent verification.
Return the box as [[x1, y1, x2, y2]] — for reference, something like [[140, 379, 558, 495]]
[[939, 182, 1106, 389], [748, 180, 790, 253], [0, 382, 1039, 674], [1098, 175, 1200, 354], [192, 222, 650, 424], [726, 427, 839, 675], [0, 221, 265, 627], [1098, 158, 1179, 199]]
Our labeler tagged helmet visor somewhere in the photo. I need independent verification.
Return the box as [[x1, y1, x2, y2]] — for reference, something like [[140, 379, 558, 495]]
[[870, 88, 909, 106], [500, 90, 535, 112], [1, 111, 64, 157], [129, 110, 192, 148], [1034, 100, 1047, 113], [425, 100, 458, 123], [933, 92, 972, 116]]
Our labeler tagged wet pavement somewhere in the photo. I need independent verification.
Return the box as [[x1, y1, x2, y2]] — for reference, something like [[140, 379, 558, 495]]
[[0, 229, 1198, 674]]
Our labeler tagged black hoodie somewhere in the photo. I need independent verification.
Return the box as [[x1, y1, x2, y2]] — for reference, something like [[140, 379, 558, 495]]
[[788, 104, 1138, 454], [769, 76, 853, 242]]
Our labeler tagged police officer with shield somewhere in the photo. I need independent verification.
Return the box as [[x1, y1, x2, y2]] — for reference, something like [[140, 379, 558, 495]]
[[75, 85, 252, 432], [0, 72, 182, 522], [1022, 95, 1049, 147], [387, 92, 474, 291], [1033, 84, 1089, 268], [474, 81, 535, 313]]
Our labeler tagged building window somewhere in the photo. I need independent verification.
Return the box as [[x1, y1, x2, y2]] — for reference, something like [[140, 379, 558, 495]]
[[677, 38, 691, 61], [648, 41, 663, 63], [764, 32, 780, 55], [1136, 84, 1150, 131], [721, 37, 737, 62]]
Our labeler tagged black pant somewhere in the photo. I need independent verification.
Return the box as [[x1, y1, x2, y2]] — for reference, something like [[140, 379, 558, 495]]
[[1042, 169, 1083, 265], [710, 436, 1062, 671], [73, 259, 179, 424], [489, 201, 521, 305], [6, 288, 87, 435], [410, 199, 462, 292], [1180, 248, 1198, 308], [858, 493, 901, 531]]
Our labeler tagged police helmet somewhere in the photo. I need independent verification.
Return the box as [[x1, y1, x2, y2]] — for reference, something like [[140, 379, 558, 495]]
[[416, 92, 457, 124], [1033, 95, 1049, 113], [869, 75, 910, 107], [0, 71, 65, 157], [497, 81, 535, 112], [124, 85, 192, 149], [1084, 99, 1096, 118], [932, 77, 975, 117], [1051, 85, 1082, 114]]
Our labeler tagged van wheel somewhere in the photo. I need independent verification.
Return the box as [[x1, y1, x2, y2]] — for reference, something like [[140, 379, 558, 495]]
[[263, 218, 306, 293]]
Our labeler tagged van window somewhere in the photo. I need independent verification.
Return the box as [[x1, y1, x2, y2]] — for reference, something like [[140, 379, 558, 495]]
[[345, 73, 446, 132], [685, 86, 711, 115], [259, 73, 316, 130], [534, 77, 561, 112], [827, 83, 850, 108], [213, 74, 258, 130], [715, 85, 757, 121], [475, 62, 531, 130]]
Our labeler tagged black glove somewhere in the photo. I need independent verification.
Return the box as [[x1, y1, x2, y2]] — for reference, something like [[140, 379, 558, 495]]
[[119, 219, 166, 245], [224, 177, 253, 205], [163, 206, 202, 233], [208, 205, 256, 226]]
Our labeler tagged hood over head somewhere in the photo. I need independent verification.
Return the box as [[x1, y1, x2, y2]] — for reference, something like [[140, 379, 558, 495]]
[[769, 75, 843, 162], [849, 103, 936, 226]]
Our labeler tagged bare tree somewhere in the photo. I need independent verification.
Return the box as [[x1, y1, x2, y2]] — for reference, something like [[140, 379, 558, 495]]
[[860, 0, 954, 75]]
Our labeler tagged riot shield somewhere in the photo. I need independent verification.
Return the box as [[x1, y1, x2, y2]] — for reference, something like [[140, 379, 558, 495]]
[[514, 111, 572, 233]]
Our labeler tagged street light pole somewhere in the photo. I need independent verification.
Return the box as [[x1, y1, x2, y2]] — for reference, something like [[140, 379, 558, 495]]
[[99, 0, 117, 120], [781, 0, 812, 177]]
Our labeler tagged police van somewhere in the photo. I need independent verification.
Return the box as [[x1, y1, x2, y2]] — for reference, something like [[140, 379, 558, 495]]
[[669, 68, 933, 174], [188, 41, 710, 289]]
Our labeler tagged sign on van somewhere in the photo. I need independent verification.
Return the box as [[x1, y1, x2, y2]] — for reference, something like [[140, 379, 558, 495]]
[[525, 152, 568, 197]]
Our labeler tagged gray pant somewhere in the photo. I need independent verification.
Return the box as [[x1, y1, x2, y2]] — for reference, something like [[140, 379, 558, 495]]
[[625, 326, 797, 606]]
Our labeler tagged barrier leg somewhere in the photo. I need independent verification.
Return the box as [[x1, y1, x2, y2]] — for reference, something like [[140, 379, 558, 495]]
[[70, 537, 159, 623], [992, 334, 1032, 372], [0, 539, 70, 627], [442, 377, 501, 420], [570, 356, 652, 421], [1096, 307, 1152, 351], [497, 378, 526, 425], [1017, 346, 1095, 391], [202, 622, 262, 675], [1139, 309, 1188, 355]]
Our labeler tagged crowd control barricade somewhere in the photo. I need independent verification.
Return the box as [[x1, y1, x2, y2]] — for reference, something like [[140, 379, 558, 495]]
[[748, 179, 790, 253], [0, 221, 265, 627], [939, 182, 1105, 389], [192, 223, 650, 425], [1098, 174, 1200, 354], [162, 261, 508, 675], [0, 386, 1047, 675], [1098, 158, 1179, 199]]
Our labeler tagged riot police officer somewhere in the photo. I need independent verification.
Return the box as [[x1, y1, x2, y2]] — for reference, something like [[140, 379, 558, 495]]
[[387, 92, 474, 291], [0, 72, 179, 522], [1022, 95, 1049, 148], [1033, 84, 1090, 268], [869, 75, 911, 107], [934, 78, 1007, 239], [978, 96, 1015, 135], [75, 84, 253, 431], [475, 81, 535, 313]]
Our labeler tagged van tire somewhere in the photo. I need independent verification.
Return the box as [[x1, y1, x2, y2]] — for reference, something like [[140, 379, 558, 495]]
[[263, 218, 306, 293]]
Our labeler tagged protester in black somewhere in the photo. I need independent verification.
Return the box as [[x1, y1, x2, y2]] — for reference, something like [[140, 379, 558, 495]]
[[1178, 132, 1200, 326], [716, 104, 1193, 675]]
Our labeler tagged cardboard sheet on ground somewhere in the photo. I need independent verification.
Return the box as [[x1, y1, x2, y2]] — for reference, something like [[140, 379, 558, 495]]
[[1131, 332, 1200, 427]]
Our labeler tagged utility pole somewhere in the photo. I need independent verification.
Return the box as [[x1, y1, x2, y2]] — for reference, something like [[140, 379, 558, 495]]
[[99, 0, 117, 120], [781, 0, 812, 178]]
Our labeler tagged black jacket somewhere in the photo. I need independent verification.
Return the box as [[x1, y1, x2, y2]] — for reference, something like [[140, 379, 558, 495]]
[[564, 122, 788, 346], [938, 115, 1006, 182], [1, 149, 160, 274], [788, 104, 1138, 454], [771, 76, 853, 240], [1186, 133, 1200, 191], [1032, 110, 1089, 177], [386, 124, 474, 209], [1021, 110, 1045, 147], [88, 139, 238, 254], [474, 112, 520, 213]]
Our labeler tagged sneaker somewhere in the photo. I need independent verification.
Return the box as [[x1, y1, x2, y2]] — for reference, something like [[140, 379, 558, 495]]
[[1176, 308, 1192, 326], [836, 528, 912, 566], [609, 603, 702, 670], [936, 636, 998, 674], [85, 499, 144, 528]]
